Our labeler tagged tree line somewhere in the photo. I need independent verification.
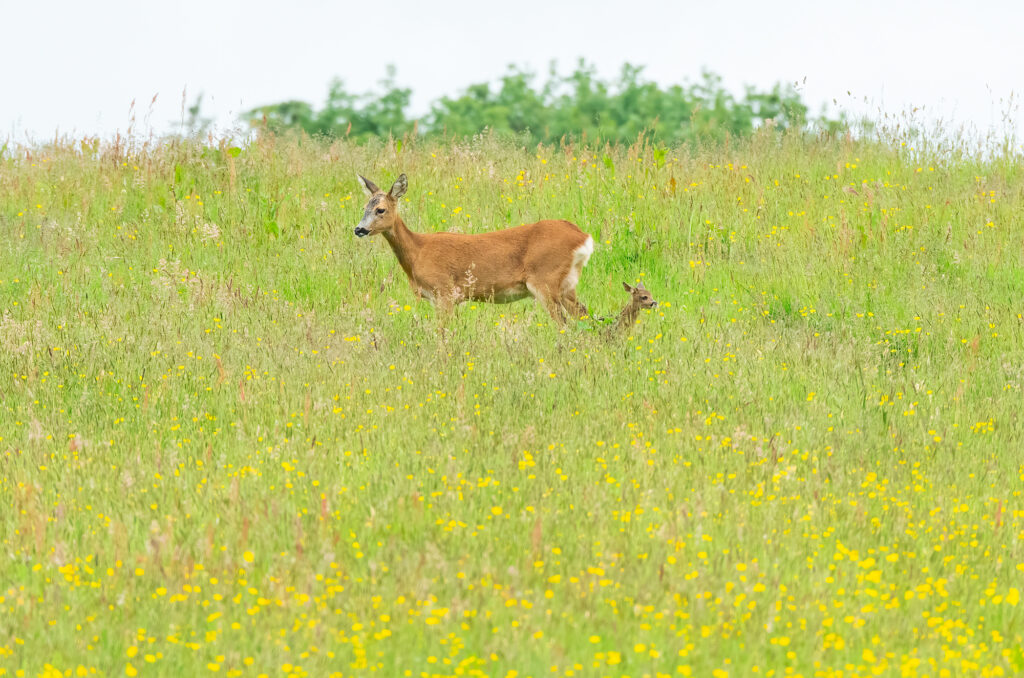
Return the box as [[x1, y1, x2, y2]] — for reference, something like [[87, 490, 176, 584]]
[[242, 62, 844, 145]]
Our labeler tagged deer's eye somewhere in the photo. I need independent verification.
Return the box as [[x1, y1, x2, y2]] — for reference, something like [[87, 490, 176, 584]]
[[375, 208, 386, 215]]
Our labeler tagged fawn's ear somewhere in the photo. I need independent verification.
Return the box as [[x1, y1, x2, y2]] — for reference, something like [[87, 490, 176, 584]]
[[389, 173, 408, 200], [358, 174, 380, 196], [622, 282, 633, 292], [636, 282, 648, 291]]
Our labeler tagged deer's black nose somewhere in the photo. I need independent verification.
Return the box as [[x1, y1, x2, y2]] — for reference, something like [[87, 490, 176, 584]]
[[354, 227, 369, 237]]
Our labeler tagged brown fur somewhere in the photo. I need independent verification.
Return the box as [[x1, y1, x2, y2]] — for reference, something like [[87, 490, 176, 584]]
[[355, 174, 592, 321], [615, 282, 658, 331]]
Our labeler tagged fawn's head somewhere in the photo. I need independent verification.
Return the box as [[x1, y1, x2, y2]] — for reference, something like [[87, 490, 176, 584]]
[[354, 173, 408, 238], [623, 282, 657, 309]]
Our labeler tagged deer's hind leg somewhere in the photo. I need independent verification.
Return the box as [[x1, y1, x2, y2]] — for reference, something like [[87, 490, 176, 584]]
[[526, 281, 567, 323], [559, 289, 588, 319], [557, 242, 591, 320]]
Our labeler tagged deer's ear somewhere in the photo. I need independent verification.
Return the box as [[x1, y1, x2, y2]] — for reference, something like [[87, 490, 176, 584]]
[[358, 174, 380, 196], [389, 173, 408, 200], [636, 282, 647, 291], [622, 282, 633, 292]]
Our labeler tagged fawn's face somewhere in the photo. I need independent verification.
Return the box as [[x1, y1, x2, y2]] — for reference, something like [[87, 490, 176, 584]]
[[624, 282, 658, 309], [355, 174, 407, 238]]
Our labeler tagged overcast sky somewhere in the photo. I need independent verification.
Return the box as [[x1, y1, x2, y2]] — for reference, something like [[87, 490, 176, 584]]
[[2, 0, 1022, 143]]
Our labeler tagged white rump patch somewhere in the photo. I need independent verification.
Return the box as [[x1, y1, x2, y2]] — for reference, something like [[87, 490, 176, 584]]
[[562, 235, 594, 293]]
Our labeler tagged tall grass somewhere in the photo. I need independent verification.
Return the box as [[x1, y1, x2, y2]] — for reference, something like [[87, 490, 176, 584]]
[[1, 128, 1022, 677]]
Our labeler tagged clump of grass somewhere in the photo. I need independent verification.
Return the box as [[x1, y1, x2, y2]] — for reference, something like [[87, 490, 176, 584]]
[[1, 127, 1023, 677]]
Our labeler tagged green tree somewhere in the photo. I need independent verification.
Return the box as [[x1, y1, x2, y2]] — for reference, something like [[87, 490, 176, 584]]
[[243, 61, 843, 144], [244, 66, 412, 139]]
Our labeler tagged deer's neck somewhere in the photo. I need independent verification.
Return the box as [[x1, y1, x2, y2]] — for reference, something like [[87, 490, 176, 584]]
[[616, 304, 640, 329], [382, 215, 421, 281]]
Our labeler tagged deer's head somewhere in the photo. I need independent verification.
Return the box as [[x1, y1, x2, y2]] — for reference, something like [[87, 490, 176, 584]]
[[623, 282, 657, 309], [354, 173, 408, 238]]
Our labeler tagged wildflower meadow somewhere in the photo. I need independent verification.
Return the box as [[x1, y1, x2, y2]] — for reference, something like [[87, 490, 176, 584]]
[[1, 129, 1022, 678]]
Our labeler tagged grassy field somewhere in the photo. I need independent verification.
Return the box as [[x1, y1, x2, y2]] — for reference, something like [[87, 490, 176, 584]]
[[1, 129, 1023, 678]]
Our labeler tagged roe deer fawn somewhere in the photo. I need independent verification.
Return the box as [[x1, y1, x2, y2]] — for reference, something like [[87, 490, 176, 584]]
[[615, 282, 658, 332]]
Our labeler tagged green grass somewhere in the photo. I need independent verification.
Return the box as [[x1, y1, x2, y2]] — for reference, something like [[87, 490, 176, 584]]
[[1, 130, 1023, 678]]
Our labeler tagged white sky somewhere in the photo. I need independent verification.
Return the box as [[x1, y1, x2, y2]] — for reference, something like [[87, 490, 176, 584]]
[[2, 0, 1022, 143]]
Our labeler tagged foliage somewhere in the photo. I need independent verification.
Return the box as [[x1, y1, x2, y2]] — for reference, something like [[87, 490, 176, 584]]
[[246, 65, 413, 139], [1, 131, 1023, 677], [244, 62, 842, 144]]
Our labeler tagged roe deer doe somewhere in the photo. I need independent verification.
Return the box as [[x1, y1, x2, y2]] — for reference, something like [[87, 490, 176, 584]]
[[354, 173, 593, 321]]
